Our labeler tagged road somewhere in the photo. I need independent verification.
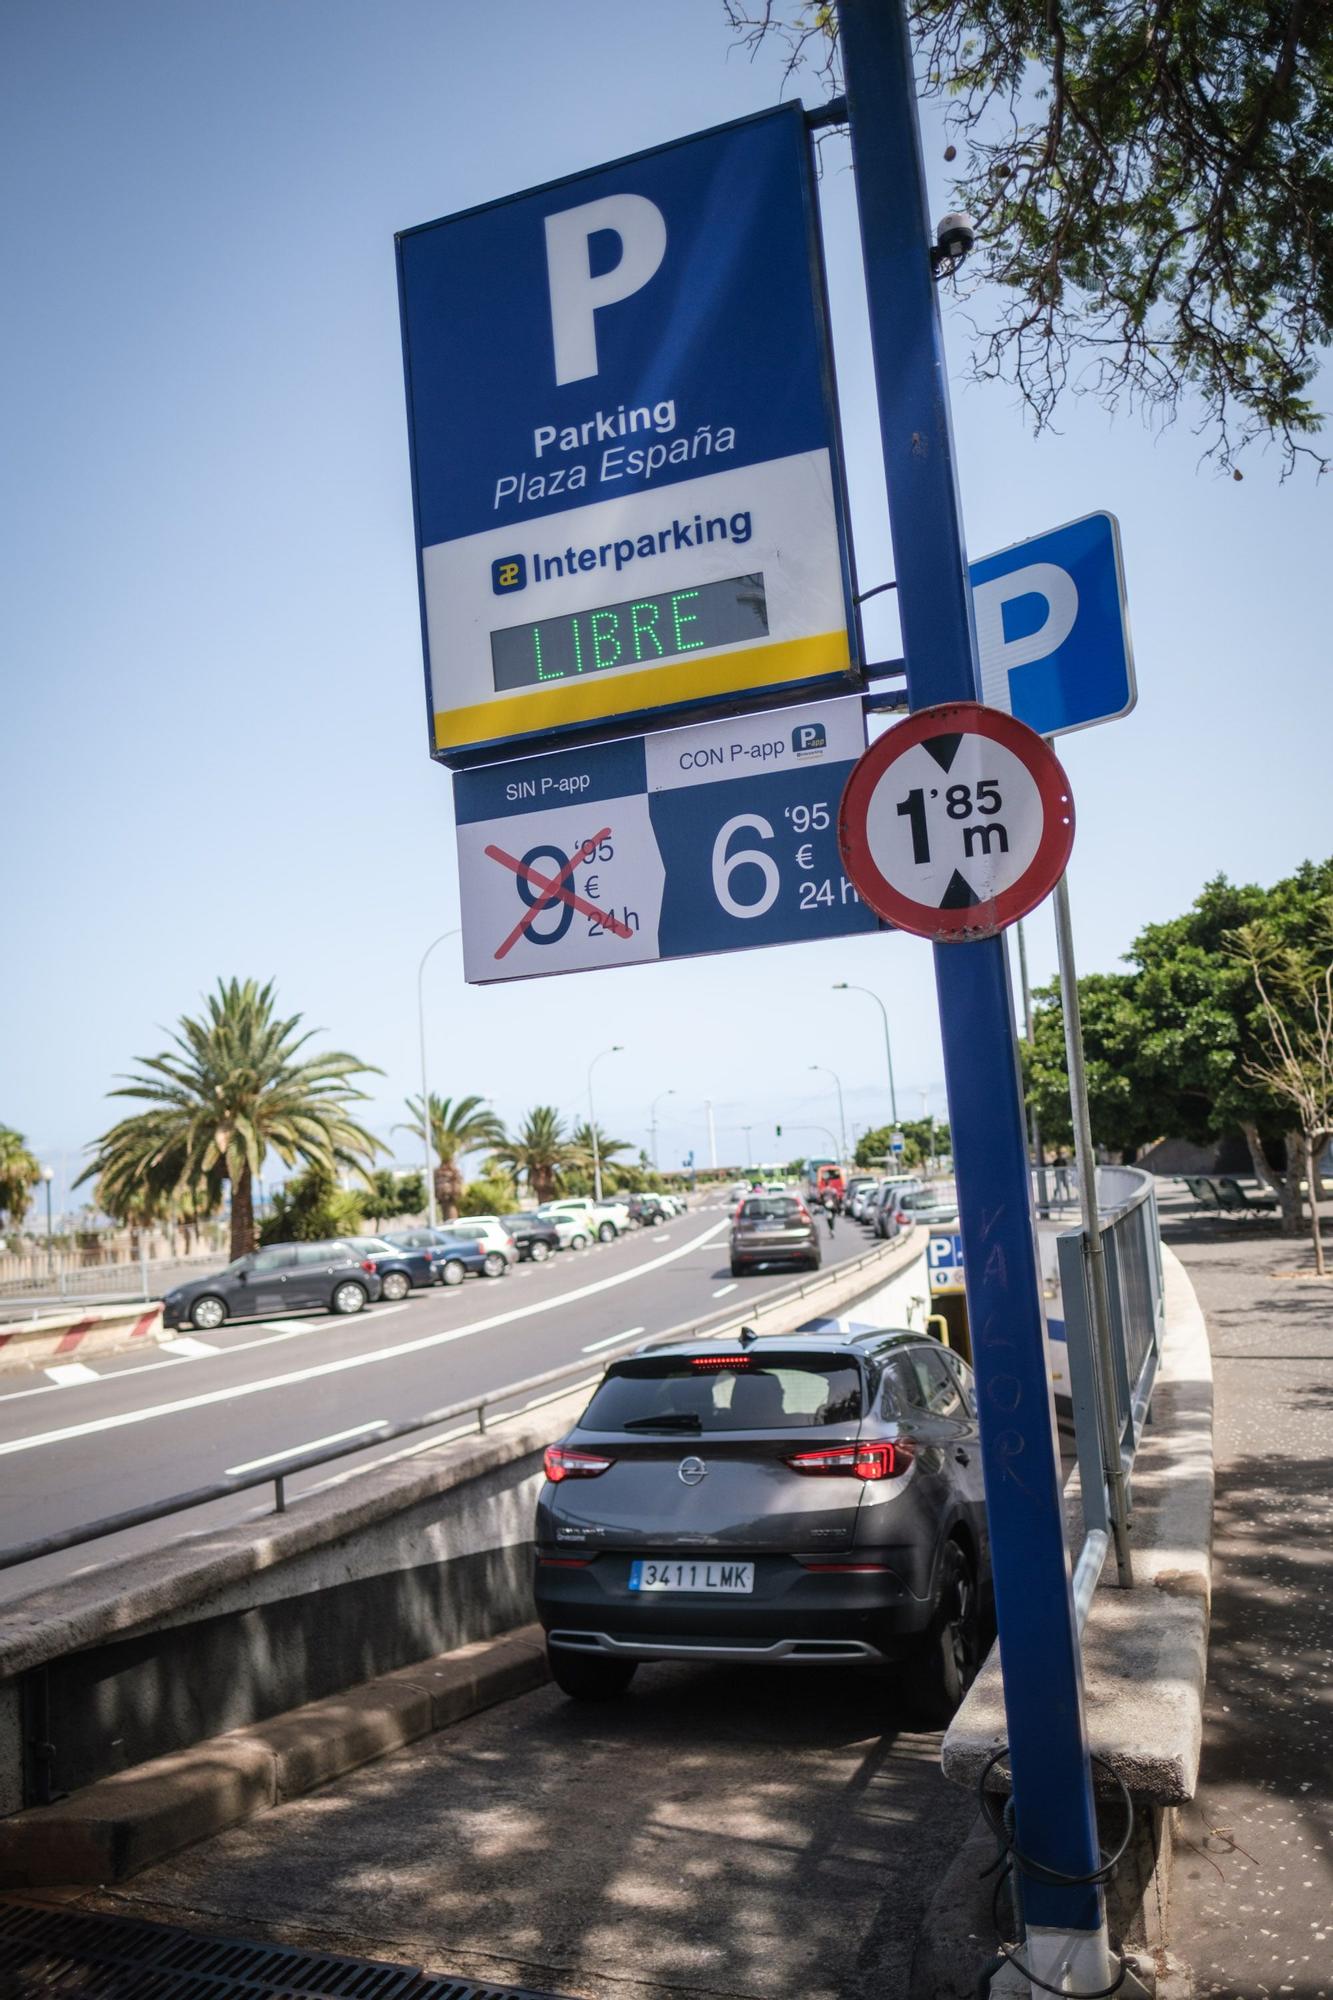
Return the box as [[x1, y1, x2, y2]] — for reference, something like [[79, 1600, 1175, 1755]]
[[0, 1197, 908, 1603]]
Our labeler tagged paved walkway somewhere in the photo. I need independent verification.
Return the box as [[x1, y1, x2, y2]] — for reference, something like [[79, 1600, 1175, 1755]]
[[77, 1662, 973, 2000], [1165, 1213, 1333, 2000]]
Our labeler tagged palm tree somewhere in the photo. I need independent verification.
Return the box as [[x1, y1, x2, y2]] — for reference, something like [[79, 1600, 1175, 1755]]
[[570, 1120, 632, 1179], [78, 978, 382, 1259], [0, 1126, 41, 1229], [398, 1093, 505, 1220], [491, 1106, 579, 1205]]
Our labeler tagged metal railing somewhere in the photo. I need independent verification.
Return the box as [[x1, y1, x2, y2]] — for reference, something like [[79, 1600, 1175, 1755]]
[[1059, 1166, 1166, 1624], [0, 1230, 909, 1576], [0, 1252, 225, 1316]]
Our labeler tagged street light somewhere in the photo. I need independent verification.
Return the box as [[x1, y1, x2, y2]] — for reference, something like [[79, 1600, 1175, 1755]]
[[40, 1165, 53, 1277], [809, 1063, 848, 1164], [416, 929, 460, 1229], [588, 1046, 624, 1202], [831, 983, 899, 1124], [649, 1087, 675, 1170]]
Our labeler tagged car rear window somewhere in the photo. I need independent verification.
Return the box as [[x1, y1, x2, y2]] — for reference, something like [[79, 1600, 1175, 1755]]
[[580, 1354, 863, 1432], [739, 1196, 803, 1221]]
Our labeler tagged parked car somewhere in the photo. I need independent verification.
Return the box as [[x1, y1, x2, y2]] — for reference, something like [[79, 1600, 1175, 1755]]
[[162, 1241, 384, 1331], [729, 1192, 821, 1276], [542, 1197, 629, 1242], [894, 1188, 960, 1230], [337, 1235, 434, 1299], [534, 1328, 990, 1720], [843, 1177, 878, 1220], [450, 1216, 520, 1266], [502, 1213, 562, 1262], [534, 1209, 593, 1252], [863, 1178, 920, 1235], [627, 1194, 668, 1227], [382, 1227, 509, 1282]]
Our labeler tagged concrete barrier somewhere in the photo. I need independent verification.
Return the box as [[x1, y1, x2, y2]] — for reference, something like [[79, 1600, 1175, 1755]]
[[0, 1302, 163, 1371], [0, 1228, 923, 1832], [910, 1244, 1213, 1998]]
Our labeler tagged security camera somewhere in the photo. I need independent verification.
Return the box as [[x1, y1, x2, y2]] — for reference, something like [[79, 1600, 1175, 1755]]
[[931, 212, 975, 276]]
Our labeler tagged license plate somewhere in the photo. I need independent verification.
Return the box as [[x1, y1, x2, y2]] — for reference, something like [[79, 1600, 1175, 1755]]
[[629, 1559, 754, 1594]]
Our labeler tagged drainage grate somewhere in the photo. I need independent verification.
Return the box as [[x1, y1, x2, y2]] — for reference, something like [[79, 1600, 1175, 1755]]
[[0, 1902, 573, 1999]]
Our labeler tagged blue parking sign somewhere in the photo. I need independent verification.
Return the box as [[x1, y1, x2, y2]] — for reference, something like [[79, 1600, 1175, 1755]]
[[397, 106, 859, 765], [970, 512, 1135, 737]]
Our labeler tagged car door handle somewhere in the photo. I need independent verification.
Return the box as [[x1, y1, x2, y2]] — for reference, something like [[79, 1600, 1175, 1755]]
[[954, 1447, 970, 1466]]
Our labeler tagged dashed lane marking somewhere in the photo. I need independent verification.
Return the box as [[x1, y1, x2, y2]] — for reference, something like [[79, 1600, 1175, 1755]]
[[44, 1363, 98, 1387], [712, 1283, 737, 1298], [582, 1326, 646, 1353], [0, 1220, 730, 1458], [226, 1420, 390, 1477], [162, 1336, 219, 1359]]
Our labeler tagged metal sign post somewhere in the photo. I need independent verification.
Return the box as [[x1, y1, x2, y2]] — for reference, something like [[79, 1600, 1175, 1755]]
[[837, 2, 1127, 1990]]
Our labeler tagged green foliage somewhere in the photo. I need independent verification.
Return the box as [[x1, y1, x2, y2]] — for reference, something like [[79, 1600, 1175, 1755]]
[[458, 1172, 519, 1216], [490, 1106, 579, 1204], [854, 1119, 949, 1170], [0, 1126, 42, 1228], [359, 1168, 426, 1224], [79, 978, 381, 1258], [724, 1, 1333, 473], [397, 1093, 505, 1219], [1023, 973, 1159, 1160], [259, 1169, 363, 1245]]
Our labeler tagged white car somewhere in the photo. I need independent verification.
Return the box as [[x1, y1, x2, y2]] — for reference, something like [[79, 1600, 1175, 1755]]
[[541, 1211, 593, 1251], [453, 1216, 520, 1265], [541, 1197, 629, 1242]]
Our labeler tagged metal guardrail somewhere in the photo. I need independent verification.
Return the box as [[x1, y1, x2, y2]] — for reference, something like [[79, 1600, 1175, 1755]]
[[1060, 1166, 1166, 1625], [0, 1252, 224, 1316], [0, 1230, 908, 1575]]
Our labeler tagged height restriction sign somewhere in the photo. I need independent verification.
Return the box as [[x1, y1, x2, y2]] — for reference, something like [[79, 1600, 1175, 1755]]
[[837, 703, 1074, 940]]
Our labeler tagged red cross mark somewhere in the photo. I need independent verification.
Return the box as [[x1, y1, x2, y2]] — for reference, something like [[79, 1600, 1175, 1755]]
[[484, 826, 635, 960]]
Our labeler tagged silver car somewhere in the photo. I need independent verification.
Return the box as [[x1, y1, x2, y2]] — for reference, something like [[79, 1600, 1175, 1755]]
[[729, 1193, 821, 1276]]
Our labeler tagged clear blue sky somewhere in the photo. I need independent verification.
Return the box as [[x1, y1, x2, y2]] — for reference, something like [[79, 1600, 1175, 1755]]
[[3, 0, 1327, 1213]]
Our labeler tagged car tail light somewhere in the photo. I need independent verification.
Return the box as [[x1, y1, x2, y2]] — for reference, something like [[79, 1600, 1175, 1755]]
[[544, 1445, 615, 1482], [537, 1555, 592, 1568], [796, 1202, 812, 1221], [473, 1240, 486, 1254], [361, 1260, 377, 1274], [691, 1353, 750, 1370], [785, 1441, 911, 1481]]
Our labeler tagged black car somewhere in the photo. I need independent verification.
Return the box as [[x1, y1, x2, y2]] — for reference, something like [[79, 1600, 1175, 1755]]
[[162, 1241, 384, 1331], [382, 1228, 507, 1283], [338, 1235, 435, 1298], [502, 1214, 562, 1263], [534, 1329, 990, 1723], [627, 1194, 667, 1227]]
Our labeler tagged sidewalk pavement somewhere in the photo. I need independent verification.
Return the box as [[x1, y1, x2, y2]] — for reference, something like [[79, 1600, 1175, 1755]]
[[1163, 1210, 1333, 2000]]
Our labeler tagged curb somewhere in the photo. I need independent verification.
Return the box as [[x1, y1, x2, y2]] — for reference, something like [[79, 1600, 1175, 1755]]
[[0, 1625, 550, 1889], [0, 1304, 163, 1372]]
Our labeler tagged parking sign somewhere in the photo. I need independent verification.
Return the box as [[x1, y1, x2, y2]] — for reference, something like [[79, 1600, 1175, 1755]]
[[397, 106, 858, 765]]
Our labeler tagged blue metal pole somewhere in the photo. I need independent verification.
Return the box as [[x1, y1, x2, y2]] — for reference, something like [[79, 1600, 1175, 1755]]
[[837, 0, 1107, 1960]]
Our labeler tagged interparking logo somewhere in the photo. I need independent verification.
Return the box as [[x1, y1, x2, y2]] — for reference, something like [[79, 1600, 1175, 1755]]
[[792, 721, 827, 756], [491, 553, 527, 594]]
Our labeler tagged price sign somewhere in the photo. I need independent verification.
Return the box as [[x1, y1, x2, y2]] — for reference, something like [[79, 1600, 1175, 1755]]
[[837, 702, 1074, 940], [453, 697, 882, 983]]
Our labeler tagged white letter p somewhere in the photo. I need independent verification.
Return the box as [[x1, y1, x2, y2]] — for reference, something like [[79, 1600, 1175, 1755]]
[[544, 194, 667, 387]]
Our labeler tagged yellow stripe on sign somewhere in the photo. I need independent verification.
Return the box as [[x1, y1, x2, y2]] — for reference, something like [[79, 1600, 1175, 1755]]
[[433, 632, 853, 752]]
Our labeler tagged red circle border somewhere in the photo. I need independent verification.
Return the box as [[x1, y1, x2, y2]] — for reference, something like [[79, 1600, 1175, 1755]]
[[837, 702, 1075, 940]]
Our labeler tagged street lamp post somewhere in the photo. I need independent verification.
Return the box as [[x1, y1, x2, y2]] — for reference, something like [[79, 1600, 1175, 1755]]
[[649, 1087, 675, 1170], [588, 1046, 624, 1202], [809, 1064, 848, 1164], [416, 929, 460, 1229], [831, 983, 899, 1125], [40, 1166, 54, 1278], [742, 1123, 753, 1167]]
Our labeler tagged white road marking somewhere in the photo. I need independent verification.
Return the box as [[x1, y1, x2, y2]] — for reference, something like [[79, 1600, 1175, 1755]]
[[582, 1326, 646, 1353], [0, 1305, 414, 1408], [162, 1336, 219, 1359], [226, 1421, 389, 1476], [0, 1220, 731, 1458], [44, 1363, 99, 1387], [652, 1233, 670, 1243], [712, 1283, 737, 1298]]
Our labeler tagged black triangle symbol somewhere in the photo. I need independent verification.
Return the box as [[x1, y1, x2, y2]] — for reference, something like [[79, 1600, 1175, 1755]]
[[924, 733, 963, 772], [940, 869, 981, 909]]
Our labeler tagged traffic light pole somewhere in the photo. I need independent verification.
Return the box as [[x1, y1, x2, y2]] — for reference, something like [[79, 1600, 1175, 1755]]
[[836, 4, 1128, 1989]]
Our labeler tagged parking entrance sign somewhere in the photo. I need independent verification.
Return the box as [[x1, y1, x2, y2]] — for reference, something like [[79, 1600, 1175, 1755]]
[[397, 105, 858, 765], [453, 697, 880, 982]]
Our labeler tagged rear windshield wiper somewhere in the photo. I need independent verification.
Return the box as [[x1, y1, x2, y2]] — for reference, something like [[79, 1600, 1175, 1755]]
[[620, 1414, 704, 1432]]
